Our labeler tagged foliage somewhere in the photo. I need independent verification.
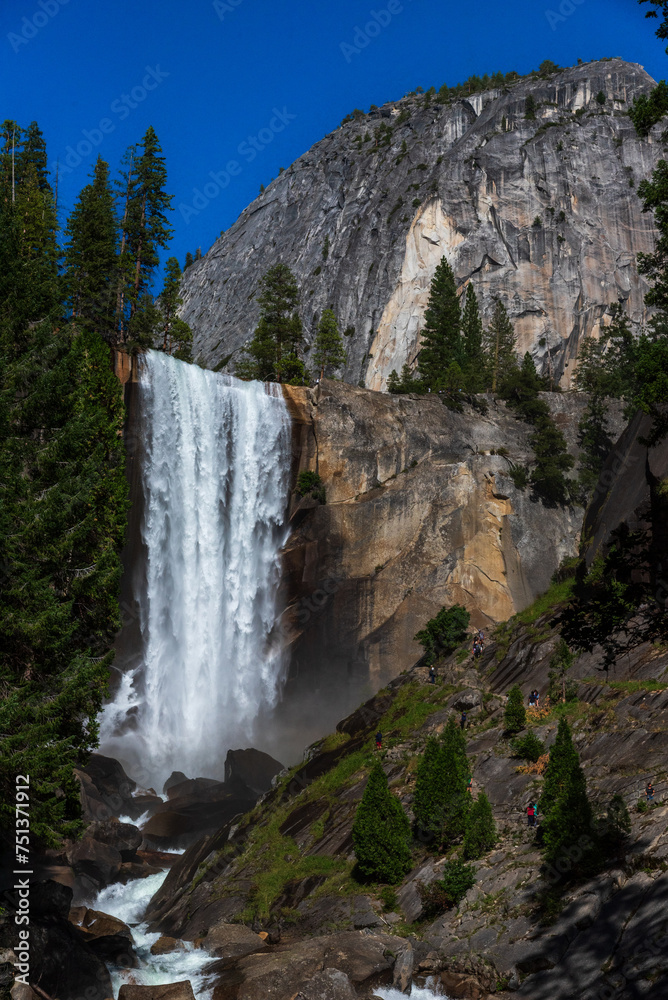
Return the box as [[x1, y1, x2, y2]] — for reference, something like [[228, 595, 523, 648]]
[[295, 470, 326, 504], [313, 308, 346, 379], [525, 95, 537, 120], [156, 257, 193, 360], [542, 749, 594, 869], [462, 792, 497, 859], [352, 760, 412, 883], [504, 685, 526, 734], [539, 717, 578, 816], [414, 604, 471, 666], [419, 860, 476, 915], [483, 299, 518, 392], [511, 731, 546, 762], [417, 257, 462, 391], [236, 264, 304, 384], [629, 79, 668, 136], [440, 718, 472, 844], [548, 639, 578, 703], [460, 283, 486, 391], [413, 735, 449, 843]]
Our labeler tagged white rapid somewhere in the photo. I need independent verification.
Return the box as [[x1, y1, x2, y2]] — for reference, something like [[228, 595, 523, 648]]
[[100, 350, 291, 789]]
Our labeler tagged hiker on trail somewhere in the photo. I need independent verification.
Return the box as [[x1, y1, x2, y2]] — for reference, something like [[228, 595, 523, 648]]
[[646, 781, 655, 803], [527, 802, 536, 828], [429, 665, 436, 684], [535, 691, 540, 707], [478, 629, 484, 642], [467, 776, 473, 795], [375, 731, 382, 750], [460, 711, 467, 730], [528, 690, 536, 707]]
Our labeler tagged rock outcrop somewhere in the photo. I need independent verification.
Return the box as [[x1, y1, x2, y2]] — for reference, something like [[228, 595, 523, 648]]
[[179, 58, 660, 388], [273, 378, 623, 749]]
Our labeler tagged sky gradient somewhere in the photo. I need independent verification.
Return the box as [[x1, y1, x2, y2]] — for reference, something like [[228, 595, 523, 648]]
[[1, 0, 665, 274]]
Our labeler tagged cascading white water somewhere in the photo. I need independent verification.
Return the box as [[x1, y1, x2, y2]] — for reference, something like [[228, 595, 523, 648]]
[[100, 350, 291, 789]]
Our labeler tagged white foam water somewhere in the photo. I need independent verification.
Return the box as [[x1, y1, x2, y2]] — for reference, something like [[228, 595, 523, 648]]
[[100, 350, 291, 790]]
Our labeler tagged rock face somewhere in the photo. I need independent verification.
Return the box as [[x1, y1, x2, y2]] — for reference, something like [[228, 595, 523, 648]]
[[179, 59, 660, 388], [274, 379, 622, 747]]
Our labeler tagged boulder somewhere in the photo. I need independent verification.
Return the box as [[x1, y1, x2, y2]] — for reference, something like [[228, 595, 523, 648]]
[[224, 748, 284, 795], [66, 836, 123, 888], [392, 945, 414, 993], [142, 779, 257, 848], [85, 817, 143, 860], [79, 753, 141, 819], [150, 936, 186, 956], [118, 861, 165, 883], [68, 906, 137, 966], [294, 968, 357, 1000], [118, 985, 195, 1000], [194, 922, 266, 959], [451, 689, 483, 712], [163, 771, 188, 794]]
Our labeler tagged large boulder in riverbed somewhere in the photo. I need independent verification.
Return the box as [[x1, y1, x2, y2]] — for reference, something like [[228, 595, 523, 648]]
[[142, 778, 257, 849], [193, 922, 266, 959], [85, 817, 143, 860], [294, 968, 357, 1000], [118, 983, 195, 1000], [66, 837, 123, 888], [68, 906, 138, 966], [224, 748, 284, 795]]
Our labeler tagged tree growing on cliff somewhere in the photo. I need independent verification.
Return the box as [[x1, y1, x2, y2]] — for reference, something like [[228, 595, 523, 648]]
[[313, 308, 346, 380], [413, 735, 448, 844], [352, 759, 412, 883], [441, 717, 472, 844], [483, 300, 518, 392], [157, 256, 193, 360], [63, 156, 119, 338], [504, 685, 526, 734], [539, 717, 579, 815], [236, 264, 304, 383], [460, 283, 485, 391], [541, 724, 594, 870], [414, 604, 470, 666], [417, 256, 462, 389], [463, 792, 497, 859], [388, 363, 422, 394]]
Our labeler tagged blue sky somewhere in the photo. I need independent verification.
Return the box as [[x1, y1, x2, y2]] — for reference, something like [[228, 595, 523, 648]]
[[1, 0, 665, 275]]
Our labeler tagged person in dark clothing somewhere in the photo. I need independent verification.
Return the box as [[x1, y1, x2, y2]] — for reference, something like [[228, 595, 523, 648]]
[[460, 711, 467, 730], [375, 731, 382, 750], [429, 665, 436, 684], [528, 691, 536, 707], [527, 803, 536, 827], [646, 781, 654, 803]]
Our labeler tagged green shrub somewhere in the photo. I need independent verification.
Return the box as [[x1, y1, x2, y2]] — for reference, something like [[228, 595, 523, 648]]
[[511, 732, 545, 762], [380, 886, 398, 911], [463, 792, 497, 860], [352, 760, 412, 883], [414, 605, 470, 666], [295, 470, 326, 503], [637, 798, 648, 814], [629, 80, 668, 136], [419, 860, 476, 916], [504, 685, 526, 734], [596, 90, 606, 105], [508, 463, 529, 490]]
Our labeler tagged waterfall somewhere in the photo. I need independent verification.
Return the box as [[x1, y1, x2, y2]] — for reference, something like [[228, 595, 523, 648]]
[[100, 350, 291, 790]]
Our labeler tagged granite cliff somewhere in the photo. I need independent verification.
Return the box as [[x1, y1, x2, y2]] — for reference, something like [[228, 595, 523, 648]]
[[179, 58, 660, 388]]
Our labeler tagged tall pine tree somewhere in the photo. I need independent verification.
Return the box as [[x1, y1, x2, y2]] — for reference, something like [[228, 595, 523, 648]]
[[352, 759, 412, 883], [63, 156, 119, 338], [418, 256, 462, 389], [158, 256, 193, 360], [313, 308, 346, 379], [461, 282, 485, 390], [484, 299, 518, 391], [236, 264, 304, 383]]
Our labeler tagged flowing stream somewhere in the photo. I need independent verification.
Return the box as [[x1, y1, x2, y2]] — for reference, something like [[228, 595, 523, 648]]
[[100, 350, 292, 790]]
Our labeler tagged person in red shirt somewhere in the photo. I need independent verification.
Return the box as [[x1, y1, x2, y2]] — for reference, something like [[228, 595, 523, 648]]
[[527, 803, 536, 827]]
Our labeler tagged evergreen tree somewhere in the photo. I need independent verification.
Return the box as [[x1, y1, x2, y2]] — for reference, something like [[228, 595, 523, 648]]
[[387, 363, 422, 395], [418, 256, 462, 389], [17, 121, 50, 192], [525, 95, 537, 120], [413, 735, 448, 843], [184, 251, 194, 270], [387, 369, 403, 394], [542, 750, 594, 869], [122, 127, 174, 322], [236, 264, 303, 383], [440, 717, 472, 844], [352, 759, 412, 883], [539, 717, 579, 815], [414, 604, 470, 666], [463, 792, 497, 860], [158, 256, 193, 360], [63, 156, 119, 338], [504, 685, 526, 734], [313, 308, 346, 379], [483, 300, 518, 391], [548, 639, 578, 704], [195, 246, 202, 260], [577, 393, 613, 495], [460, 283, 485, 390]]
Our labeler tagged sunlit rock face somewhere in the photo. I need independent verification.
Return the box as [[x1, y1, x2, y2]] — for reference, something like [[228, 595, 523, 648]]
[[180, 58, 660, 388]]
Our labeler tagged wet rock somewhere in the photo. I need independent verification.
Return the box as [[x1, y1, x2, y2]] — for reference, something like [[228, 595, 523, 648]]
[[150, 936, 186, 956], [224, 748, 284, 795], [118, 984, 195, 1000], [451, 689, 483, 712], [85, 817, 143, 860], [392, 944, 414, 993], [163, 771, 188, 794], [78, 753, 140, 820], [66, 836, 123, 888], [194, 922, 266, 959], [68, 906, 138, 967]]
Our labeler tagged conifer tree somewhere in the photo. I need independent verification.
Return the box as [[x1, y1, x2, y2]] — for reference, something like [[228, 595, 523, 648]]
[[461, 283, 485, 390], [539, 717, 579, 816], [236, 264, 303, 382], [542, 749, 594, 869], [413, 735, 448, 843], [441, 716, 472, 844], [352, 759, 412, 883], [17, 121, 50, 192], [463, 792, 497, 860], [418, 256, 462, 389], [484, 299, 518, 391], [184, 251, 194, 270], [504, 685, 526, 734], [122, 127, 174, 321], [313, 308, 346, 379], [195, 246, 202, 260], [63, 156, 118, 337]]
